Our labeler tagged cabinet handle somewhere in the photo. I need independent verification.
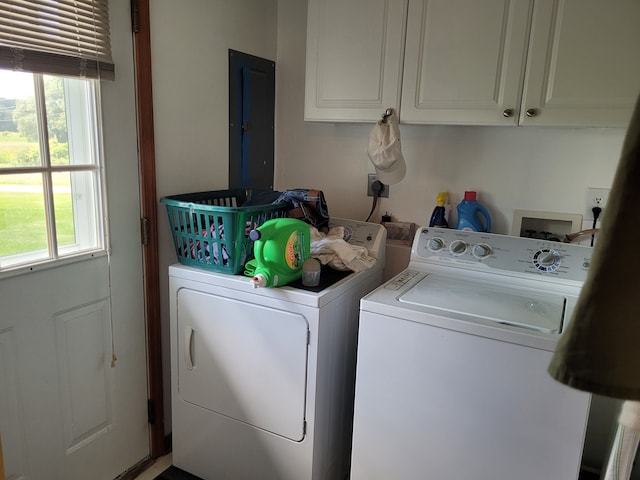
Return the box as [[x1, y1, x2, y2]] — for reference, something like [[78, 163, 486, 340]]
[[502, 109, 513, 118], [526, 108, 538, 117]]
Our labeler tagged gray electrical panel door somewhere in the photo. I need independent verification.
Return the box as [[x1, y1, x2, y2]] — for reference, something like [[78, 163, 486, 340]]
[[229, 49, 275, 190]]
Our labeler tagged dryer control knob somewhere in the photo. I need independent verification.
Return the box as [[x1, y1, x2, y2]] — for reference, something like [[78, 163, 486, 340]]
[[428, 237, 445, 252], [449, 240, 467, 255], [473, 243, 492, 259]]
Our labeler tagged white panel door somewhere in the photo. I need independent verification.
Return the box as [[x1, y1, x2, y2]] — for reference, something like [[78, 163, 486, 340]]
[[305, 0, 408, 122], [0, 1, 149, 478], [400, 0, 532, 125], [177, 289, 309, 442], [520, 0, 640, 126]]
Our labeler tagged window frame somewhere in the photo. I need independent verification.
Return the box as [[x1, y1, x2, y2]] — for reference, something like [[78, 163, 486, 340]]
[[0, 72, 108, 274]]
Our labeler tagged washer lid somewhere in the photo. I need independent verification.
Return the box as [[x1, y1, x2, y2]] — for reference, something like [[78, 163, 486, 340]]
[[398, 274, 566, 333]]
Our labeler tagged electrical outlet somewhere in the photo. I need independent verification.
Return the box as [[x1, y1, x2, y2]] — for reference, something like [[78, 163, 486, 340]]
[[367, 173, 389, 198], [584, 187, 610, 221]]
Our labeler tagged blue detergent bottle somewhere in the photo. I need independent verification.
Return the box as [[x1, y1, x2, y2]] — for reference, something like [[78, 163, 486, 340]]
[[456, 191, 492, 232]]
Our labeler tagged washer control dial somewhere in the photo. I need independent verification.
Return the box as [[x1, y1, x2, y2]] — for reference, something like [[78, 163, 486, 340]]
[[472, 243, 492, 259], [533, 248, 561, 272], [428, 237, 445, 252], [449, 239, 468, 255]]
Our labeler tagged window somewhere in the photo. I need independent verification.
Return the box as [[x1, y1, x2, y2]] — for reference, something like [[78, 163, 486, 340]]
[[0, 69, 104, 270], [0, 0, 114, 272]]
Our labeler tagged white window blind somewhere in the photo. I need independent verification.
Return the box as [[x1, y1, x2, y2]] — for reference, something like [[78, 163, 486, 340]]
[[0, 0, 114, 80]]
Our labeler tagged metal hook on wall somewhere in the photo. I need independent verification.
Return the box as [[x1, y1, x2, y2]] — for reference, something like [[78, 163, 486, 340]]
[[380, 108, 394, 124]]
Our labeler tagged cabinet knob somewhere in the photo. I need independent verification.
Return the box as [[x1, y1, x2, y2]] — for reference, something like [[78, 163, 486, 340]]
[[502, 109, 513, 118], [526, 108, 538, 117]]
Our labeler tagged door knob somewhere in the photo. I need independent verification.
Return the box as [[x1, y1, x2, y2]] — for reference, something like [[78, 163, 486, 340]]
[[526, 108, 538, 117], [502, 109, 513, 118]]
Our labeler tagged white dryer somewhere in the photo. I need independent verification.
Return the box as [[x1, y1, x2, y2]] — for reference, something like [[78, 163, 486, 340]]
[[351, 227, 593, 480], [169, 218, 385, 480]]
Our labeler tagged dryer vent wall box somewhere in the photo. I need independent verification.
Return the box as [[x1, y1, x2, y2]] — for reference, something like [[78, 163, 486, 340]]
[[512, 210, 583, 242]]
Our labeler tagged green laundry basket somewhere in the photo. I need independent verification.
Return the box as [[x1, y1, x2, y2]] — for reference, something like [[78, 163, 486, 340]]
[[160, 189, 288, 274]]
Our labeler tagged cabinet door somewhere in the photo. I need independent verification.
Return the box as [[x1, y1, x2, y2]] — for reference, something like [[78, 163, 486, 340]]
[[522, 0, 640, 127], [400, 0, 533, 125], [304, 0, 408, 122]]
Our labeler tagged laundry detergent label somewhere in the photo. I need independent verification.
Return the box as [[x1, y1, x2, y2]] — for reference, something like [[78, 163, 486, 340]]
[[285, 231, 306, 270]]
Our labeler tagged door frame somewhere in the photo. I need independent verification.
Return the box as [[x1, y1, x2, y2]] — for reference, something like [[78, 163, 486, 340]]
[[132, 0, 166, 459]]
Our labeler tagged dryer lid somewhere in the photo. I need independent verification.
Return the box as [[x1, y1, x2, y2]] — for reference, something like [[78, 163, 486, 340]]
[[398, 274, 565, 334]]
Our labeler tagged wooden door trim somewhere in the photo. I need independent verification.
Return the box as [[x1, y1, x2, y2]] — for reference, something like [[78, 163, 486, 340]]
[[132, 0, 165, 458]]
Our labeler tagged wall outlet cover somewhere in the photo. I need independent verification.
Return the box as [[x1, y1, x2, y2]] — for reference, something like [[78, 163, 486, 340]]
[[584, 187, 610, 221], [367, 173, 389, 198]]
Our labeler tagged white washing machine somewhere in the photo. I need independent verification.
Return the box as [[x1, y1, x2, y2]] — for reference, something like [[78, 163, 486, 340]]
[[351, 227, 593, 480], [169, 218, 385, 480]]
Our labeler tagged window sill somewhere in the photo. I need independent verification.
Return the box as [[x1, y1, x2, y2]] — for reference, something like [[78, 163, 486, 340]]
[[0, 250, 108, 280]]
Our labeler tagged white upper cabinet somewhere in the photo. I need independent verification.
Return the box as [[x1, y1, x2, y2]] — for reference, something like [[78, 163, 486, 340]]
[[304, 0, 408, 122], [305, 0, 640, 127], [521, 0, 640, 127], [400, 0, 532, 125]]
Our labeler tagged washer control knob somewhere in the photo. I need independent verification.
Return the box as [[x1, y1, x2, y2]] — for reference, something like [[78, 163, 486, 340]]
[[473, 243, 492, 259], [428, 237, 445, 252], [533, 248, 561, 271], [449, 239, 467, 255], [538, 253, 556, 266]]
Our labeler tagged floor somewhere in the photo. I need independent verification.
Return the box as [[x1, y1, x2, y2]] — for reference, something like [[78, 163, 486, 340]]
[[133, 453, 172, 480], [132, 454, 204, 480], [133, 453, 602, 480]]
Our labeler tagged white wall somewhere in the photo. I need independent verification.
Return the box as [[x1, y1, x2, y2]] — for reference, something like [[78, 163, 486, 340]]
[[150, 0, 278, 432]]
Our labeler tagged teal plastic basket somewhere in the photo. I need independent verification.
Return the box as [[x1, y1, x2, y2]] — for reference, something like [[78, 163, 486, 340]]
[[160, 189, 288, 274]]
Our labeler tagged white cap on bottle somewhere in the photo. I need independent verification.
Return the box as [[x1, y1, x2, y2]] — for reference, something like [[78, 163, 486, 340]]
[[251, 274, 267, 288]]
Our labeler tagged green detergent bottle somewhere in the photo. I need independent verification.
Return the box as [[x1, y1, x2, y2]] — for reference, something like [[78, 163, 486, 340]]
[[248, 218, 311, 288]]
